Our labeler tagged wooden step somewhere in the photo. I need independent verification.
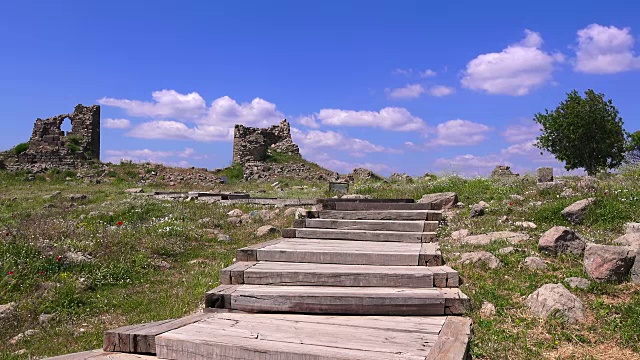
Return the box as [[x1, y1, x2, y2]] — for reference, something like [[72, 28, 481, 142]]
[[235, 239, 442, 266], [286, 228, 437, 243], [205, 285, 469, 315], [303, 219, 439, 232], [221, 262, 458, 288], [323, 202, 435, 211], [156, 312, 471, 360], [320, 210, 442, 221]]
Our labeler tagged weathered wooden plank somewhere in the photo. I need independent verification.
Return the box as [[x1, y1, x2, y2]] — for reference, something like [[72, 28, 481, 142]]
[[419, 243, 443, 266], [219, 262, 256, 285], [292, 219, 307, 228], [281, 228, 297, 238], [226, 285, 446, 315], [102, 313, 210, 354], [332, 202, 433, 211], [243, 262, 434, 287], [305, 219, 426, 232], [204, 285, 239, 309], [294, 228, 427, 243], [441, 265, 460, 287], [157, 312, 441, 360], [423, 221, 439, 232], [440, 288, 471, 315], [421, 232, 438, 242], [256, 239, 422, 265], [426, 317, 473, 360], [46, 349, 159, 360], [235, 238, 285, 262], [319, 210, 440, 221]]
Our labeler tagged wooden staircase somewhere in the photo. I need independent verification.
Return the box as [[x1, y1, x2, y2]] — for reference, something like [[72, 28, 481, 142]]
[[51, 199, 472, 360]]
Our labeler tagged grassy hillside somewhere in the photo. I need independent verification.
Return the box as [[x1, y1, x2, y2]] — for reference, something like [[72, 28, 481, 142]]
[[1, 165, 639, 359]]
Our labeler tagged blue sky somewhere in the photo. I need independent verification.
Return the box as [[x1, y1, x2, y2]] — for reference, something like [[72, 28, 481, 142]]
[[1, 1, 640, 176]]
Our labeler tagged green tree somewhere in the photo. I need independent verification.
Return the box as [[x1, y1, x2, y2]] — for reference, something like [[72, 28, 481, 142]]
[[625, 130, 640, 165], [533, 89, 628, 176]]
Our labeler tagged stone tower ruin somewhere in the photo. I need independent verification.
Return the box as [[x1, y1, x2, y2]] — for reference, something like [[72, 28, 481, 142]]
[[232, 119, 300, 164], [1, 104, 100, 171]]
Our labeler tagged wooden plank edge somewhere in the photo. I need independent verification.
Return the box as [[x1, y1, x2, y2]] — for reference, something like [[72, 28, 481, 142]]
[[282, 228, 297, 238], [235, 238, 285, 261], [204, 285, 240, 309], [426, 317, 473, 360], [103, 313, 211, 354]]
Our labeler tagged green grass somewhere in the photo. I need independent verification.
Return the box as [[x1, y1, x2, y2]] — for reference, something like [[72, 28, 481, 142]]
[[215, 163, 244, 184], [1, 165, 640, 359]]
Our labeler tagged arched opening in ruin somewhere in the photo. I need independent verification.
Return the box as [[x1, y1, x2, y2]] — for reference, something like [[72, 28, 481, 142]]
[[61, 118, 72, 135]]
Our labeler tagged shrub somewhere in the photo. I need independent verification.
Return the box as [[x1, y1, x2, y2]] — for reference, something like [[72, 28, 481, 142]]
[[13, 142, 29, 155], [66, 135, 83, 153]]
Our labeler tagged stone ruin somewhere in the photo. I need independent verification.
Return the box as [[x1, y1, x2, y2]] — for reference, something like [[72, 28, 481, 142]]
[[1, 104, 100, 172], [232, 119, 300, 164], [491, 165, 519, 178]]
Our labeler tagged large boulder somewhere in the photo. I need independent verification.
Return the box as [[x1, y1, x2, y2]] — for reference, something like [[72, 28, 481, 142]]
[[538, 226, 586, 256], [524, 256, 547, 270], [461, 231, 529, 245], [417, 192, 458, 209], [583, 244, 636, 283], [561, 198, 595, 224], [256, 225, 280, 237], [470, 201, 489, 218], [624, 222, 640, 234], [613, 233, 640, 249], [631, 249, 640, 284], [458, 251, 501, 269], [525, 283, 585, 324]]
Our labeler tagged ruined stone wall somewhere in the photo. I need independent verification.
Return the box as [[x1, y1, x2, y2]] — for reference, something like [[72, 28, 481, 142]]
[[2, 104, 100, 172], [232, 119, 300, 164]]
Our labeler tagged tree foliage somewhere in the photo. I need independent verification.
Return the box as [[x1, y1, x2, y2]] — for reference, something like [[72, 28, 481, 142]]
[[533, 89, 627, 175], [625, 130, 640, 165]]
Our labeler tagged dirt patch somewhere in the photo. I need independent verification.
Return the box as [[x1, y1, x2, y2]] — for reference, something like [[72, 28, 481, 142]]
[[544, 342, 640, 360]]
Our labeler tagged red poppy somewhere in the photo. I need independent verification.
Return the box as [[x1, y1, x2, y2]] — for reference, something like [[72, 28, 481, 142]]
[[38, 271, 44, 275], [7, 271, 14, 275], [4, 232, 9, 236], [56, 255, 62, 262], [116, 221, 123, 227], [509, 202, 513, 206]]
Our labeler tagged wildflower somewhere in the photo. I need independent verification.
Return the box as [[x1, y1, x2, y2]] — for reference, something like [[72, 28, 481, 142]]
[[116, 221, 123, 227], [56, 255, 62, 262], [509, 202, 513, 206], [38, 271, 44, 275], [7, 271, 14, 275], [4, 232, 9, 236]]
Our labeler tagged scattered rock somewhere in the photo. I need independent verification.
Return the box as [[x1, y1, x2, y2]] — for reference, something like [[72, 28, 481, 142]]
[[515, 221, 537, 229], [461, 231, 529, 245], [125, 188, 144, 194], [510, 194, 525, 201], [497, 215, 509, 224], [583, 244, 636, 283], [284, 207, 298, 217], [524, 256, 547, 270], [470, 201, 489, 217], [254, 210, 277, 221], [227, 209, 244, 217], [0, 302, 16, 318], [417, 192, 459, 209], [564, 277, 591, 290], [577, 176, 599, 192], [525, 283, 584, 324], [38, 313, 54, 325], [152, 260, 172, 270], [458, 251, 501, 269], [216, 234, 232, 242], [295, 208, 309, 219], [613, 233, 640, 249], [256, 225, 279, 237], [9, 329, 40, 345], [451, 229, 469, 241], [68, 194, 88, 201], [538, 226, 585, 256], [63, 251, 92, 264], [13, 350, 27, 355], [561, 198, 595, 224], [631, 250, 640, 284], [348, 168, 384, 182], [560, 188, 577, 198], [227, 217, 242, 226], [480, 301, 496, 318], [498, 247, 514, 255], [240, 214, 252, 223], [624, 222, 640, 234], [537, 167, 553, 183], [43, 191, 62, 199]]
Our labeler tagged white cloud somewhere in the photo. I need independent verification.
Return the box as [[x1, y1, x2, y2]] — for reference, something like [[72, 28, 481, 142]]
[[99, 90, 207, 119], [387, 84, 425, 99], [419, 69, 437, 78], [103, 118, 131, 129], [461, 30, 564, 95], [501, 140, 556, 163], [317, 107, 426, 132], [392, 68, 413, 76], [434, 154, 509, 176], [428, 85, 455, 97], [501, 123, 541, 143], [104, 147, 202, 165], [101, 91, 285, 142], [574, 24, 640, 74], [430, 119, 491, 146], [127, 121, 233, 142], [298, 115, 320, 128], [291, 128, 397, 156]]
